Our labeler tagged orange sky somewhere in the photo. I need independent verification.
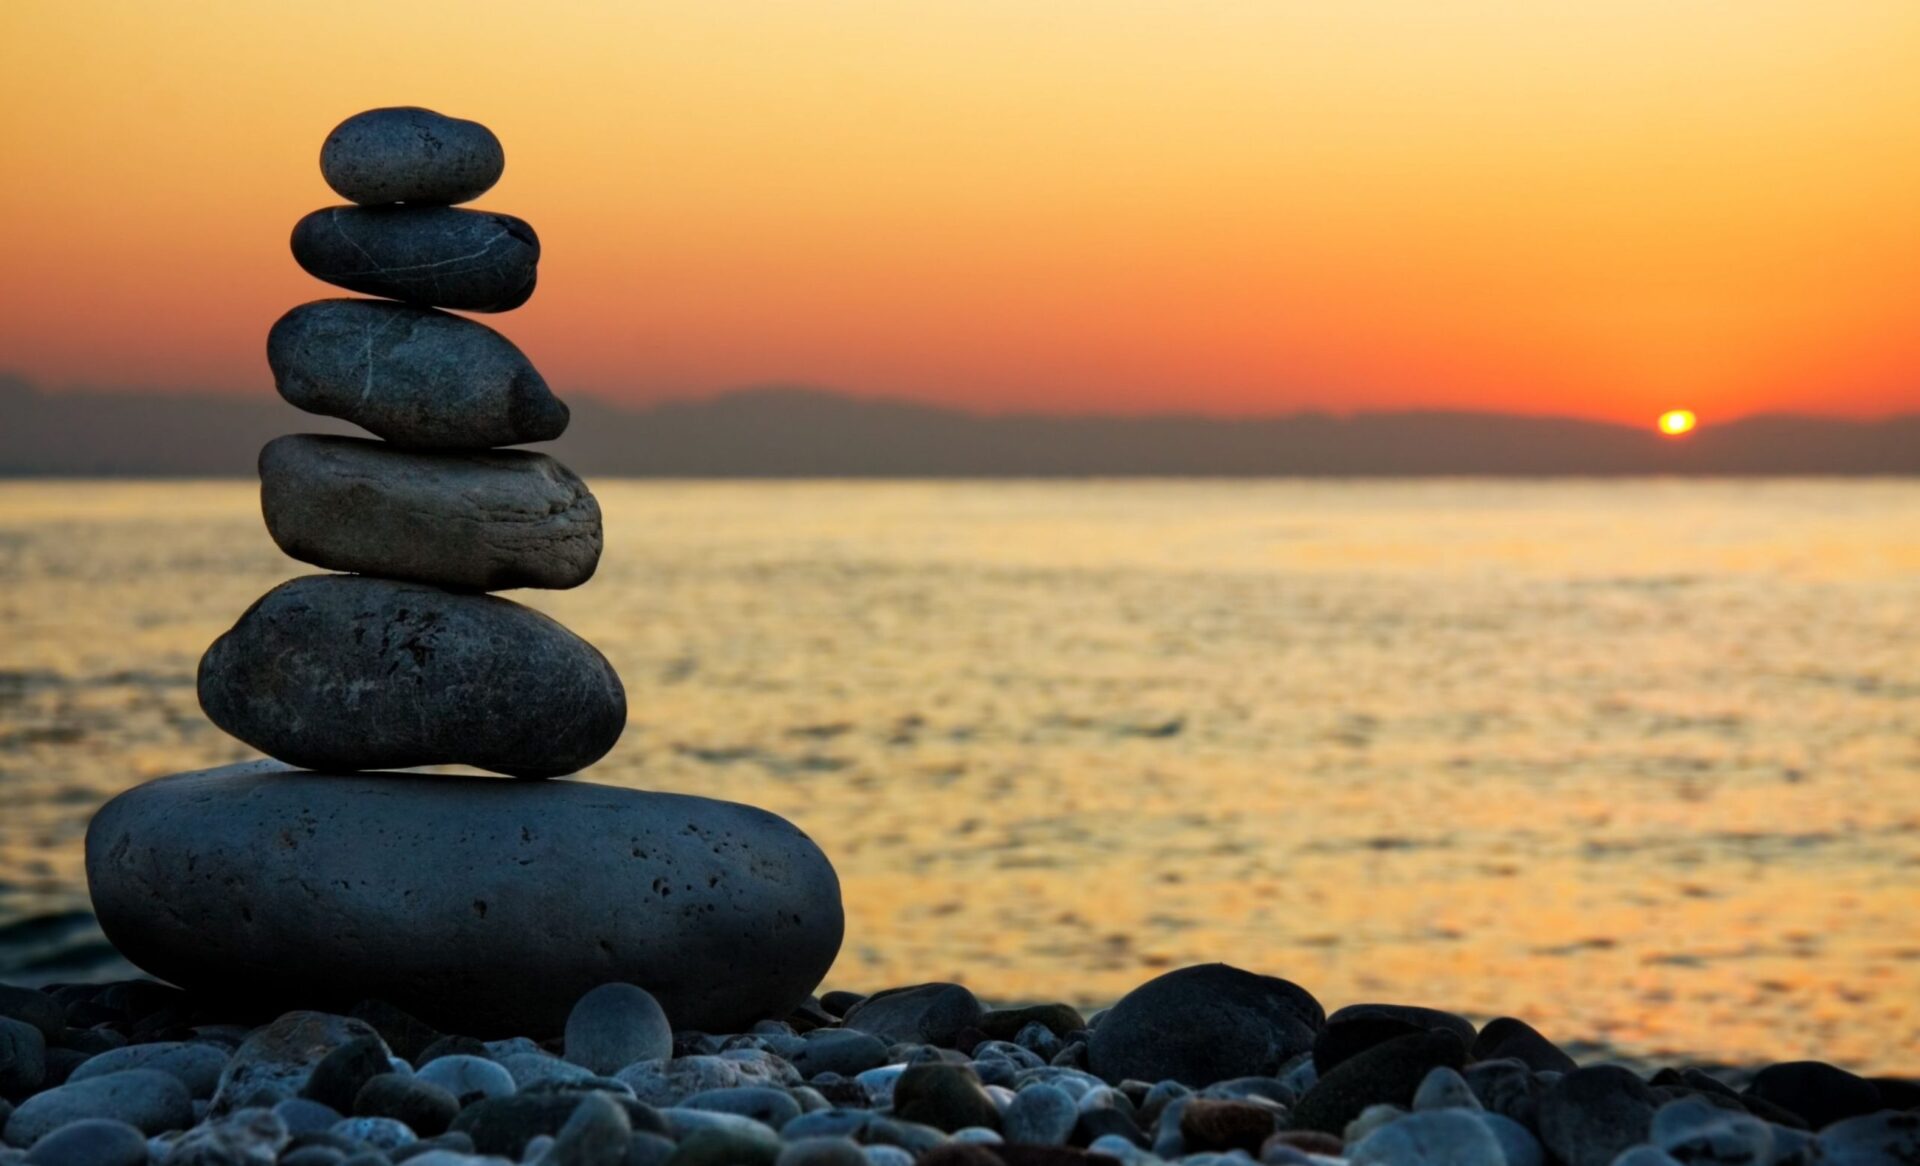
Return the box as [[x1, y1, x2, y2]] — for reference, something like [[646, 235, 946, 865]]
[[3, 1, 1918, 423]]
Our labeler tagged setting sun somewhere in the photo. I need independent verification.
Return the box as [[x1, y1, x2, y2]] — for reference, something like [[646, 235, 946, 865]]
[[1659, 409, 1699, 437]]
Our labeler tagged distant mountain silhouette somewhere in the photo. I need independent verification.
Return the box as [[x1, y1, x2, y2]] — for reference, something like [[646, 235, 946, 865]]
[[3, 373, 1916, 476]]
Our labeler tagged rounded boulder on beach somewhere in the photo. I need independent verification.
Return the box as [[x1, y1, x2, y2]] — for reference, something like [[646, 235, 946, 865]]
[[197, 574, 624, 778], [1087, 963, 1324, 1087], [291, 205, 539, 311], [84, 762, 845, 1037], [268, 299, 567, 449], [321, 107, 505, 206]]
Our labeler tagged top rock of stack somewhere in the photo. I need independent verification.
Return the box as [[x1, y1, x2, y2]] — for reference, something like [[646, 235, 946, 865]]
[[321, 107, 505, 206]]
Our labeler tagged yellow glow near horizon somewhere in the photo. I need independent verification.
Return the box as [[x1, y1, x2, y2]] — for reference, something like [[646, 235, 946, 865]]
[[1659, 410, 1699, 436], [1, 1, 1918, 420]]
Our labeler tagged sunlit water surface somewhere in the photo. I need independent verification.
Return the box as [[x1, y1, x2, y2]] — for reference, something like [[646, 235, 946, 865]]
[[2, 479, 1917, 1071]]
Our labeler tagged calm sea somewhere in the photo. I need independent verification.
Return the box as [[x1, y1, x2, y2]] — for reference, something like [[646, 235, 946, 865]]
[[2, 479, 1916, 1071]]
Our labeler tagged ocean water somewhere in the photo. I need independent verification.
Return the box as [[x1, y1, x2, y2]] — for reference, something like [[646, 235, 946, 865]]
[[1, 478, 1917, 1071]]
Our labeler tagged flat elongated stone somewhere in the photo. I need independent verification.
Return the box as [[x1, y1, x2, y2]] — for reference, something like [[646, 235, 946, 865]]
[[197, 575, 624, 777], [84, 763, 845, 1037], [260, 435, 602, 591], [268, 299, 566, 448], [321, 107, 505, 206], [291, 206, 539, 311]]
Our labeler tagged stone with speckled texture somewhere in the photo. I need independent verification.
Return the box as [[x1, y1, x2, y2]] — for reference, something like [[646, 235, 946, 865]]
[[321, 107, 504, 206], [196, 574, 624, 777], [291, 206, 539, 311], [260, 435, 602, 591], [268, 299, 566, 448], [84, 762, 845, 1037]]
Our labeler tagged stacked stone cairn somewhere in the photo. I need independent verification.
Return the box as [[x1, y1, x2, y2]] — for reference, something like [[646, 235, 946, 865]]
[[83, 107, 843, 1040]]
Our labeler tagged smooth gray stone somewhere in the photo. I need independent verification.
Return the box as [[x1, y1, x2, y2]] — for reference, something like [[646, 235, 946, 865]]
[[1412, 1067, 1481, 1112], [1476, 1113, 1544, 1166], [321, 108, 505, 207], [292, 206, 538, 312], [1350, 1110, 1506, 1165], [263, 434, 602, 591], [564, 985, 673, 1076], [534, 1092, 629, 1166], [775, 1136, 868, 1166], [1002, 1082, 1077, 1144], [274, 1097, 345, 1135], [4, 1069, 192, 1146], [269, 299, 566, 449], [1649, 1097, 1771, 1163], [0, 1017, 45, 1095], [413, 1055, 515, 1106], [679, 1087, 800, 1130], [790, 1031, 888, 1080], [85, 763, 845, 1038], [196, 574, 625, 778], [70, 1041, 229, 1099], [1819, 1111, 1920, 1165], [20, 1118, 148, 1166]]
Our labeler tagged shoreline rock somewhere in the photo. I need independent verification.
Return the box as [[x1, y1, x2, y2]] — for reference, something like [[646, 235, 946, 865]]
[[84, 763, 845, 1038]]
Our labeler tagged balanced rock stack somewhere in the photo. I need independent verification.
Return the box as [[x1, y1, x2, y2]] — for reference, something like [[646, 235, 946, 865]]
[[85, 108, 843, 1037]]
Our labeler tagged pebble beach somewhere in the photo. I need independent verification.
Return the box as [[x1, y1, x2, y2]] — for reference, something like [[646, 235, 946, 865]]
[[1, 967, 1917, 1165]]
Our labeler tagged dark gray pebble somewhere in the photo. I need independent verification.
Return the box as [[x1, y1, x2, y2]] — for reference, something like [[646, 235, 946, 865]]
[[1469, 1018, 1577, 1074], [195, 574, 625, 777], [303, 1037, 395, 1115], [564, 984, 673, 1076], [843, 984, 982, 1048], [70, 1041, 228, 1099], [4, 1068, 193, 1146], [791, 1030, 888, 1080], [292, 206, 538, 312], [354, 1073, 458, 1136], [0, 1017, 45, 1095], [681, 1086, 802, 1129], [1745, 1060, 1883, 1130], [891, 1063, 1000, 1134], [1288, 1029, 1466, 1134], [1537, 1065, 1660, 1166], [535, 1092, 631, 1166], [20, 1117, 148, 1166], [0, 988, 62, 1042], [1088, 964, 1322, 1088], [321, 108, 505, 207], [89, 765, 842, 1038]]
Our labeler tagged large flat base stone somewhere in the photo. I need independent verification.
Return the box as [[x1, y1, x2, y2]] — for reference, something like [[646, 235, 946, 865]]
[[85, 762, 843, 1038]]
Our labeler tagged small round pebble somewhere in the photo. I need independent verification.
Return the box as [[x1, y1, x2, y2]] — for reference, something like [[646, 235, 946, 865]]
[[413, 1054, 515, 1106], [565, 984, 674, 1077], [4, 1068, 193, 1146], [1350, 1109, 1506, 1166], [321, 107, 505, 206], [332, 1115, 418, 1151], [21, 1118, 148, 1166]]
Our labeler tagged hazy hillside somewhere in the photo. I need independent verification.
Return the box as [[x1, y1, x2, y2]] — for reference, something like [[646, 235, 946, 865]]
[[4, 374, 1917, 476]]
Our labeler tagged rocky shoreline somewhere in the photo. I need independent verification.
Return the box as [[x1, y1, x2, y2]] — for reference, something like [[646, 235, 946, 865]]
[[1, 964, 1915, 1165]]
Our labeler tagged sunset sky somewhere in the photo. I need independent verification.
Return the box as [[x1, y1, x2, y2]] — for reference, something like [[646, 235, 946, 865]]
[[3, 1, 1918, 423]]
